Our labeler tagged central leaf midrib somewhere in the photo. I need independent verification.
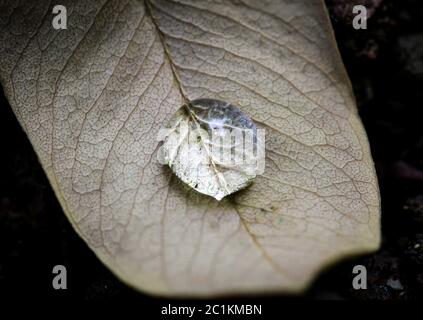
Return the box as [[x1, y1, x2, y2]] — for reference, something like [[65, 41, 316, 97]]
[[144, 0, 231, 196], [144, 0, 289, 277]]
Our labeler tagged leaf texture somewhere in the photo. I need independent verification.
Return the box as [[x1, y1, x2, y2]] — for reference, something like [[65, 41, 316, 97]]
[[0, 0, 380, 296]]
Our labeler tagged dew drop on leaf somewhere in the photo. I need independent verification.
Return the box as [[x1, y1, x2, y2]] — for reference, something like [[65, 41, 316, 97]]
[[159, 99, 264, 200]]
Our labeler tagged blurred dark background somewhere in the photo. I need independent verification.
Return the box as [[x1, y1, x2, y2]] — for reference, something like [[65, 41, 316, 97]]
[[0, 0, 422, 302]]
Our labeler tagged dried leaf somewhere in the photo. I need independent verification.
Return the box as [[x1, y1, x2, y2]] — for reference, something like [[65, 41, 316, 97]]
[[0, 0, 380, 296]]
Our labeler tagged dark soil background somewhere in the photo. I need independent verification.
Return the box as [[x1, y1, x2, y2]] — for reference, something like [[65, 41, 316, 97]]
[[0, 0, 422, 302]]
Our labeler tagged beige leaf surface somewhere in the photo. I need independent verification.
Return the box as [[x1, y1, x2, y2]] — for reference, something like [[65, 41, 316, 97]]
[[0, 0, 380, 296]]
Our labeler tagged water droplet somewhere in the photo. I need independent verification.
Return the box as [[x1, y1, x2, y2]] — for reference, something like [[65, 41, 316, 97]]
[[158, 99, 265, 200]]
